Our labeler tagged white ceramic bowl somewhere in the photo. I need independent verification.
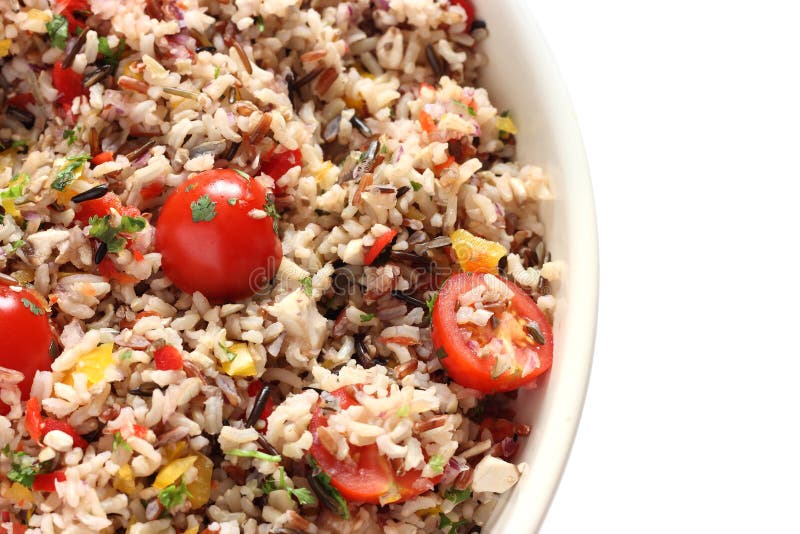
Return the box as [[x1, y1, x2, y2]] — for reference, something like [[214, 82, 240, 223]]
[[475, 2, 599, 532]]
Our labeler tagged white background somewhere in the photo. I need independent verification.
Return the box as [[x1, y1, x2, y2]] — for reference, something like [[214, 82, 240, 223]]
[[532, 1, 800, 532]]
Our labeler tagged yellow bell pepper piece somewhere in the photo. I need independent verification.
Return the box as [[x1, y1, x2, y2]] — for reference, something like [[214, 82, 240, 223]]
[[5, 482, 34, 505], [184, 528, 199, 534], [450, 229, 508, 274], [68, 343, 114, 387], [113, 464, 137, 496], [186, 454, 213, 509], [153, 455, 197, 490], [495, 115, 518, 135], [221, 343, 257, 377], [0, 39, 11, 58], [162, 441, 187, 463]]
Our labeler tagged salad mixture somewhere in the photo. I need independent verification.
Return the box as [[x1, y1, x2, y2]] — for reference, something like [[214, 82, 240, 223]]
[[0, 0, 560, 532]]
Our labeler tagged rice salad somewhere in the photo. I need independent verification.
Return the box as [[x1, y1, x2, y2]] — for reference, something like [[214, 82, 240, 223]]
[[0, 0, 561, 532]]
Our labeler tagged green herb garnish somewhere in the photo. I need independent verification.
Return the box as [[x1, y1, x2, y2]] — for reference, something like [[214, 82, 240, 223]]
[[190, 194, 217, 223], [98, 36, 126, 74], [46, 14, 69, 49], [21, 298, 44, 316], [452, 99, 477, 116], [227, 198, 238, 206], [218, 341, 237, 361], [410, 180, 422, 191], [307, 456, 349, 519], [438, 514, 469, 534], [444, 487, 472, 505], [301, 276, 313, 297], [262, 467, 317, 506], [88, 215, 146, 253], [263, 196, 280, 233], [425, 292, 438, 318], [63, 128, 78, 145], [3, 447, 39, 489], [359, 313, 375, 322], [9, 239, 25, 252], [428, 454, 445, 474], [119, 349, 133, 361], [51, 153, 90, 191], [226, 448, 281, 463], [112, 432, 132, 452], [254, 15, 265, 32], [233, 169, 250, 180], [435, 347, 448, 360], [158, 477, 192, 509]]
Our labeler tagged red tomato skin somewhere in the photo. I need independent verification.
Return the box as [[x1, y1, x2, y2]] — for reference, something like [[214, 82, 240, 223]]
[[55, 0, 89, 32], [450, 0, 475, 28], [260, 148, 302, 196], [308, 387, 440, 504], [0, 283, 53, 409], [41, 419, 88, 449], [25, 398, 43, 443], [52, 61, 87, 111], [73, 192, 140, 226], [364, 228, 398, 266], [7, 93, 35, 110], [431, 273, 553, 393], [32, 470, 66, 492], [156, 169, 282, 303], [90, 151, 114, 165], [154, 346, 183, 371]]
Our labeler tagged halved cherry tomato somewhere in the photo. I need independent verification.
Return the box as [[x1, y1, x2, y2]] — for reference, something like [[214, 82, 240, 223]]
[[431, 273, 553, 393], [308, 387, 441, 505], [155, 169, 282, 303], [260, 147, 302, 196], [449, 0, 475, 29], [90, 151, 114, 165], [52, 61, 87, 111], [73, 192, 141, 226], [32, 470, 66, 492], [0, 282, 53, 414], [364, 228, 398, 266], [55, 0, 89, 32], [154, 345, 183, 371], [41, 418, 88, 449]]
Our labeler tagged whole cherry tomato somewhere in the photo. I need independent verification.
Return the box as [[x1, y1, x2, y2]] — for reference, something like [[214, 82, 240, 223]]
[[0, 281, 53, 412], [155, 169, 282, 303]]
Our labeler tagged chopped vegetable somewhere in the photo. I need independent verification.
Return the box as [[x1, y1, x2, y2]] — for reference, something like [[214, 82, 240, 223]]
[[496, 113, 518, 135], [68, 342, 114, 387], [307, 456, 350, 519], [444, 487, 472, 504], [449, 228, 507, 274], [45, 14, 69, 49], [153, 456, 197, 490], [3, 447, 38, 489], [32, 470, 66, 492], [153, 345, 183, 371], [88, 214, 147, 253], [428, 454, 445, 474], [113, 463, 136, 495], [91, 151, 114, 165], [360, 313, 375, 322], [226, 448, 281, 463], [113, 432, 132, 452], [185, 454, 213, 508], [1, 173, 30, 217], [51, 154, 90, 191], [158, 476, 192, 509], [410, 180, 423, 191], [220, 342, 256, 377], [301, 276, 313, 297], [364, 228, 398, 266]]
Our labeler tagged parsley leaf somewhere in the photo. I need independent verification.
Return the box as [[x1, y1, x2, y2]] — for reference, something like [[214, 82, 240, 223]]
[[51, 153, 90, 191], [307, 456, 349, 519], [301, 276, 313, 297], [254, 15, 265, 32], [263, 196, 280, 233], [218, 342, 237, 361], [63, 129, 77, 145], [190, 194, 217, 223], [262, 466, 318, 506], [9, 239, 25, 252], [97, 36, 126, 74], [226, 448, 281, 463], [88, 215, 146, 253], [158, 477, 192, 509], [3, 448, 39, 489], [21, 298, 44, 316], [119, 349, 133, 360], [227, 198, 237, 206], [452, 99, 477, 116], [410, 180, 422, 191], [232, 169, 250, 180], [290, 486, 317, 506], [112, 432, 132, 452], [213, 66, 220, 79], [438, 514, 469, 534], [359, 313, 375, 322], [428, 454, 445, 474], [425, 292, 438, 318], [46, 14, 69, 49], [444, 487, 472, 505], [435, 347, 448, 360]]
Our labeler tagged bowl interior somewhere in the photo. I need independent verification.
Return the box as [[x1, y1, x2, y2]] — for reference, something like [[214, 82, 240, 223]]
[[475, 1, 598, 531]]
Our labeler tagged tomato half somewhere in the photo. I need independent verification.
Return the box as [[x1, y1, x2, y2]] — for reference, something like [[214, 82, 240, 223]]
[[431, 273, 553, 393], [0, 282, 53, 411], [308, 387, 441, 505], [155, 169, 282, 303]]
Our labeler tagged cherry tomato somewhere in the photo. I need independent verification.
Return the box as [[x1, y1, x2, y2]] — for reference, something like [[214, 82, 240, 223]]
[[260, 147, 302, 196], [55, 0, 89, 32], [32, 470, 66, 492], [153, 345, 183, 371], [449, 0, 475, 29], [308, 387, 441, 504], [41, 418, 88, 449], [155, 169, 282, 303], [431, 273, 553, 393], [73, 191, 140, 226], [52, 61, 87, 111], [364, 228, 398, 266], [0, 282, 53, 412]]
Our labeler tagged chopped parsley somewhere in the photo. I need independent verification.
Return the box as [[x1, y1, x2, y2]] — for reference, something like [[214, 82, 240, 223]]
[[88, 215, 147, 253], [263, 467, 317, 506], [0, 139, 29, 151], [452, 99, 477, 116], [2, 446, 39, 489], [112, 432, 132, 452], [359, 312, 375, 322], [307, 456, 349, 519], [190, 194, 217, 223], [119, 349, 133, 361], [435, 347, 448, 360], [444, 487, 472, 505], [63, 129, 78, 145], [428, 454, 445, 474], [226, 448, 281, 463], [232, 169, 250, 180], [98, 36, 126, 74], [21, 298, 44, 316], [301, 276, 313, 297], [254, 15, 265, 32], [263, 196, 280, 233], [45, 14, 69, 49], [9, 239, 25, 252], [213, 66, 220, 79], [51, 153, 90, 191], [218, 341, 237, 361], [227, 198, 238, 206], [425, 292, 438, 318], [410, 180, 423, 191], [396, 404, 410, 417], [438, 514, 469, 534], [158, 476, 192, 509]]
